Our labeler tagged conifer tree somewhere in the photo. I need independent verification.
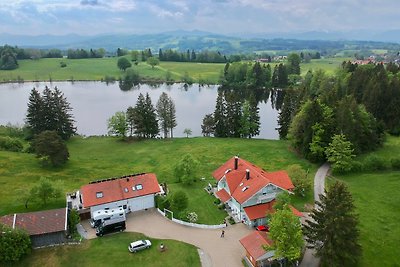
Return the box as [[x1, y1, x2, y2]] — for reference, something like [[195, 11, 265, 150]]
[[303, 182, 362, 267], [214, 92, 227, 137]]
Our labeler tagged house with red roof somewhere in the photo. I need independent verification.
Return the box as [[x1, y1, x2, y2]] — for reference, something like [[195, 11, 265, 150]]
[[68, 173, 161, 218], [213, 156, 301, 227], [240, 231, 276, 267], [0, 208, 68, 248]]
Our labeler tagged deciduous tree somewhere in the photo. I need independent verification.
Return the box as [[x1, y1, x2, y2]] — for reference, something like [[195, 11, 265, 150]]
[[325, 134, 355, 173], [32, 130, 69, 167], [146, 56, 160, 69], [170, 191, 189, 214], [0, 223, 31, 262], [268, 206, 304, 262], [29, 177, 62, 205], [174, 154, 199, 184], [117, 57, 131, 71], [107, 111, 127, 138], [183, 128, 192, 138]]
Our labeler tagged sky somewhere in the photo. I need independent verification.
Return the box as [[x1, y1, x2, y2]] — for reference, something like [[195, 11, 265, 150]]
[[0, 0, 399, 36]]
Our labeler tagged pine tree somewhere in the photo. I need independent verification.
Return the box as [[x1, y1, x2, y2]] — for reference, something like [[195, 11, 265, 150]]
[[156, 92, 170, 138], [240, 97, 260, 138], [201, 113, 215, 137], [143, 93, 159, 138], [167, 97, 177, 138], [303, 182, 362, 267], [214, 92, 227, 137], [26, 86, 75, 140], [225, 92, 242, 137], [133, 93, 146, 138]]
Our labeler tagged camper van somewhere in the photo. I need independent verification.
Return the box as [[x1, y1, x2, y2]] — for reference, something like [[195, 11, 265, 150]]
[[90, 207, 125, 228], [96, 220, 126, 237]]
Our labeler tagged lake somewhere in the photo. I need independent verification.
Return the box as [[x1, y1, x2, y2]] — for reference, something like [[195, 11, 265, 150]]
[[0, 82, 279, 139]]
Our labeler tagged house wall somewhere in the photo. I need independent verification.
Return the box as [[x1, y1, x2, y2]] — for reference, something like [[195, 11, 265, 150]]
[[89, 194, 155, 217], [217, 176, 230, 194], [242, 184, 281, 208], [31, 231, 67, 248], [245, 251, 257, 267]]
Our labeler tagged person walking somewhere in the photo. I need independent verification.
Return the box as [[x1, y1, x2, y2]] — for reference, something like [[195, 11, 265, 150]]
[[220, 230, 225, 237]]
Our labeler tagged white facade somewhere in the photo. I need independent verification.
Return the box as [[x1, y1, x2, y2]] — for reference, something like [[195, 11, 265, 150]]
[[89, 194, 155, 217]]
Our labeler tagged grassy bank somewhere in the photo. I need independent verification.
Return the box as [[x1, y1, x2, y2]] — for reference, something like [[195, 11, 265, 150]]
[[0, 57, 349, 84], [0, 137, 314, 224], [13, 232, 200, 267]]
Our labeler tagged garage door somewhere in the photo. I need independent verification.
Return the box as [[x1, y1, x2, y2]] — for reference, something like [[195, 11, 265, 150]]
[[129, 195, 155, 212]]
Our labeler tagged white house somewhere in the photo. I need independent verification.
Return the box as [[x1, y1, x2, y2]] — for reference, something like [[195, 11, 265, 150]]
[[213, 156, 301, 226], [69, 173, 161, 218]]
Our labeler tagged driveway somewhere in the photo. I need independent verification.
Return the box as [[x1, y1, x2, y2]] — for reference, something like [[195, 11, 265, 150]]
[[125, 209, 251, 267], [299, 163, 330, 267], [80, 209, 252, 267]]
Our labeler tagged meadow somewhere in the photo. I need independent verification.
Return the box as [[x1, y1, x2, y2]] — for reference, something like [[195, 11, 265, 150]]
[[13, 232, 200, 267], [328, 135, 400, 267], [0, 137, 315, 224], [0, 56, 350, 84]]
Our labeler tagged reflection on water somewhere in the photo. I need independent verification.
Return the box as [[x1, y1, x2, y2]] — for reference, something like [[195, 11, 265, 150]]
[[0, 82, 279, 139]]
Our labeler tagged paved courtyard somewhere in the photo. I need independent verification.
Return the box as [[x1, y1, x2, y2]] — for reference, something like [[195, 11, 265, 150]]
[[80, 209, 252, 267]]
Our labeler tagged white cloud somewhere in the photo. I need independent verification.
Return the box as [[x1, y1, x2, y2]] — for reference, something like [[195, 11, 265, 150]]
[[148, 3, 184, 19]]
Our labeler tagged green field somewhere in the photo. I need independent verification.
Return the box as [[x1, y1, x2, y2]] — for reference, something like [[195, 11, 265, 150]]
[[0, 58, 225, 84], [300, 57, 351, 75], [329, 135, 400, 267], [0, 57, 349, 84], [0, 137, 314, 223], [13, 232, 200, 267]]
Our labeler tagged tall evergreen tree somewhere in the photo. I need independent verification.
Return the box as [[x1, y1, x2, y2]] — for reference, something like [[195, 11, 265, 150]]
[[214, 92, 227, 137], [304, 182, 362, 267], [156, 92, 170, 138], [240, 97, 260, 138], [167, 97, 177, 138], [201, 113, 215, 137], [133, 93, 146, 138], [287, 53, 301, 75], [144, 93, 159, 138], [26, 86, 75, 140], [126, 106, 136, 137], [225, 92, 242, 137]]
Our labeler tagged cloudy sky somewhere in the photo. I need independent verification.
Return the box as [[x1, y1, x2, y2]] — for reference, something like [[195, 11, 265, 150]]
[[0, 0, 399, 36]]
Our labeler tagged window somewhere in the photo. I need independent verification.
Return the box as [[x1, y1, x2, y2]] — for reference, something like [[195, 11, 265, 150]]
[[104, 207, 109, 210], [124, 188, 128, 193], [242, 186, 248, 192], [136, 184, 143, 190], [96, 192, 103, 198], [131, 186, 136, 191], [123, 205, 127, 209]]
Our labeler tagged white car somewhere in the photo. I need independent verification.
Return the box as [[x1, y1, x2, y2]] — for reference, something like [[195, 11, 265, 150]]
[[128, 240, 152, 253]]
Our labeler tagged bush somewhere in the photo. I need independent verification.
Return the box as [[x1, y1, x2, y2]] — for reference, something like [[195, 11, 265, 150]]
[[0, 223, 31, 262], [349, 161, 364, 173], [218, 203, 225, 210], [228, 217, 236, 225], [68, 209, 80, 236], [60, 62, 67, 68], [187, 212, 198, 223], [391, 158, 400, 170], [214, 199, 221, 205], [155, 195, 170, 210], [363, 155, 388, 171], [0, 136, 23, 152]]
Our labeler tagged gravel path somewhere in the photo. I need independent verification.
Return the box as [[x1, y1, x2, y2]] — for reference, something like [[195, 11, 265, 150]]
[[299, 163, 330, 267]]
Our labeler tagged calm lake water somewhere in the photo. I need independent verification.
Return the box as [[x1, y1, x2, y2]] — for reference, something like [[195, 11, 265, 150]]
[[0, 82, 279, 139]]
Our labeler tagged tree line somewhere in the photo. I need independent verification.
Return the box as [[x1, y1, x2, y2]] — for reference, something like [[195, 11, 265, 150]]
[[108, 92, 177, 139], [277, 61, 400, 171], [201, 91, 260, 138]]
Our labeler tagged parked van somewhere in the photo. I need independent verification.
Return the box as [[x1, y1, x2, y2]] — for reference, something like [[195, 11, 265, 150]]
[[96, 220, 126, 237], [90, 207, 125, 228]]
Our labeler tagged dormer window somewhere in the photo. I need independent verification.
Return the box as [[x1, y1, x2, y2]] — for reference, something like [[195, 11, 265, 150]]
[[124, 188, 128, 193], [132, 186, 136, 191], [239, 182, 244, 187], [96, 192, 103, 198], [224, 169, 231, 174], [136, 184, 143, 190], [242, 186, 248, 192]]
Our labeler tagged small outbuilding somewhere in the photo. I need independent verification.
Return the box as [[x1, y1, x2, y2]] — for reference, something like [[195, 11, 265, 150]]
[[240, 231, 276, 267], [0, 208, 68, 248]]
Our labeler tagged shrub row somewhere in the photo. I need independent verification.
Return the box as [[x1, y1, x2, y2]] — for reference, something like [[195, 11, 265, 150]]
[[337, 155, 400, 174], [0, 136, 23, 152]]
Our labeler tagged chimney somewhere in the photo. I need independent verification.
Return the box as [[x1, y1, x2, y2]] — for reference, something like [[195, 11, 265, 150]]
[[234, 156, 239, 170], [246, 169, 250, 180], [126, 177, 130, 182]]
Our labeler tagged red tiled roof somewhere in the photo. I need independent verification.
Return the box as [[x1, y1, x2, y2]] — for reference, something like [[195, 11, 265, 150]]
[[81, 173, 160, 208], [289, 205, 303, 217], [243, 201, 276, 220], [0, 208, 67, 236], [212, 157, 294, 204], [216, 189, 231, 203], [240, 231, 273, 260]]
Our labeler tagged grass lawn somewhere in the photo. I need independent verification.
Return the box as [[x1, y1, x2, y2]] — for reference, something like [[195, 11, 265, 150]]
[[0, 58, 224, 84], [0, 137, 315, 223], [331, 172, 400, 267], [12, 232, 200, 267]]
